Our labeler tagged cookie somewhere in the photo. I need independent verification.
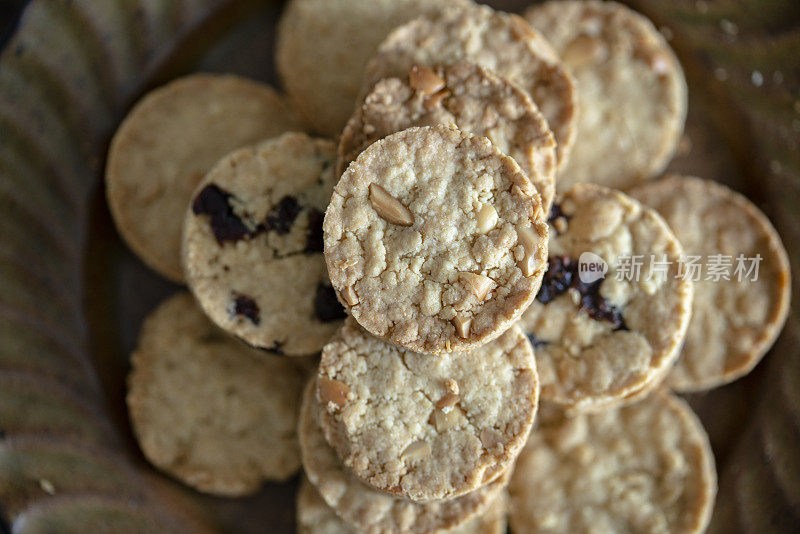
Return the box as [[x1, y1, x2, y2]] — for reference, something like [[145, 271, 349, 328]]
[[182, 132, 345, 355], [516, 184, 693, 411], [276, 0, 473, 137], [324, 126, 549, 355], [629, 175, 791, 391], [299, 380, 510, 534], [106, 74, 305, 282], [524, 0, 687, 191], [509, 390, 717, 534], [315, 318, 538, 501], [339, 61, 557, 211], [126, 293, 306, 496], [363, 4, 578, 167], [297, 475, 508, 534]]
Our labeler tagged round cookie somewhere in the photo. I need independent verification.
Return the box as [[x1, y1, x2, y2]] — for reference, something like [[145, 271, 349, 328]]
[[299, 380, 510, 534], [324, 126, 549, 355], [629, 175, 791, 391], [339, 61, 557, 211], [516, 184, 693, 412], [363, 4, 578, 167], [106, 74, 305, 282], [297, 476, 508, 534], [524, 0, 687, 191], [183, 132, 344, 355], [276, 0, 473, 137], [126, 293, 306, 497], [509, 390, 717, 534], [316, 318, 538, 501]]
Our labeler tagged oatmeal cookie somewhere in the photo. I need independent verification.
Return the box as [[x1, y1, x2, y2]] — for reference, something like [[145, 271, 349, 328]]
[[276, 0, 473, 137], [509, 390, 716, 534], [126, 293, 306, 496], [363, 4, 577, 167], [106, 74, 305, 282], [324, 126, 549, 354], [297, 476, 508, 534], [299, 381, 510, 534], [629, 175, 791, 391], [182, 132, 344, 355], [524, 0, 687, 191], [316, 318, 538, 501], [517, 184, 693, 411], [339, 61, 556, 211]]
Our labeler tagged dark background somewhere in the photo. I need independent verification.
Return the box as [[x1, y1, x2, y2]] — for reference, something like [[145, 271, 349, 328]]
[[0, 0, 25, 48]]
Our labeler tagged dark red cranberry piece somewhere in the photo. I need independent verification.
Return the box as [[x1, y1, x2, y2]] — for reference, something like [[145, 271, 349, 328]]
[[575, 279, 628, 330], [526, 333, 548, 348], [232, 294, 260, 325], [305, 208, 325, 253], [536, 255, 576, 304], [265, 196, 302, 235], [192, 184, 253, 244], [314, 284, 347, 322]]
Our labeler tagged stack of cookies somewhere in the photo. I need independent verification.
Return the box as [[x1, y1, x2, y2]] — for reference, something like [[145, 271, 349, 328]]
[[104, 1, 791, 533]]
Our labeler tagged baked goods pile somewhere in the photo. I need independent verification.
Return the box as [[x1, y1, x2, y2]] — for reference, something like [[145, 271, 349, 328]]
[[105, 1, 791, 532]]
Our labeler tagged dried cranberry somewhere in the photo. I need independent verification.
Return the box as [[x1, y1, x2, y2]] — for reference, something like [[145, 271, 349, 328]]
[[536, 256, 576, 304], [305, 208, 325, 253], [536, 255, 626, 330], [314, 284, 347, 322], [265, 196, 302, 235], [192, 184, 253, 244], [526, 333, 548, 348], [232, 294, 260, 325]]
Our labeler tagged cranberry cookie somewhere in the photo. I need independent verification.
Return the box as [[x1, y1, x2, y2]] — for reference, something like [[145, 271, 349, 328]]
[[183, 132, 344, 355], [517, 184, 693, 411]]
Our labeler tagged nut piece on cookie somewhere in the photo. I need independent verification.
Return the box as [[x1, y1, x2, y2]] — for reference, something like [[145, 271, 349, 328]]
[[313, 318, 539, 501], [517, 184, 693, 412], [524, 0, 687, 191], [127, 293, 308, 496], [183, 132, 345, 356], [340, 61, 557, 210], [325, 126, 549, 355], [630, 175, 791, 392]]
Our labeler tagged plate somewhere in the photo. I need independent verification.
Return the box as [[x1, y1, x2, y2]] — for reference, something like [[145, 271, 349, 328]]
[[0, 0, 797, 532]]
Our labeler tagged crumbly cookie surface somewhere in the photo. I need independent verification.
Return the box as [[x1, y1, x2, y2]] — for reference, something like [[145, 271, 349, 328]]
[[182, 132, 344, 356], [324, 126, 549, 354], [297, 476, 508, 534], [126, 293, 306, 496], [299, 381, 509, 534], [316, 318, 538, 501], [524, 0, 687, 191], [106, 74, 305, 282], [364, 4, 577, 167], [509, 390, 717, 534], [339, 62, 556, 211], [276, 0, 473, 137], [630, 175, 791, 391], [516, 184, 693, 411]]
